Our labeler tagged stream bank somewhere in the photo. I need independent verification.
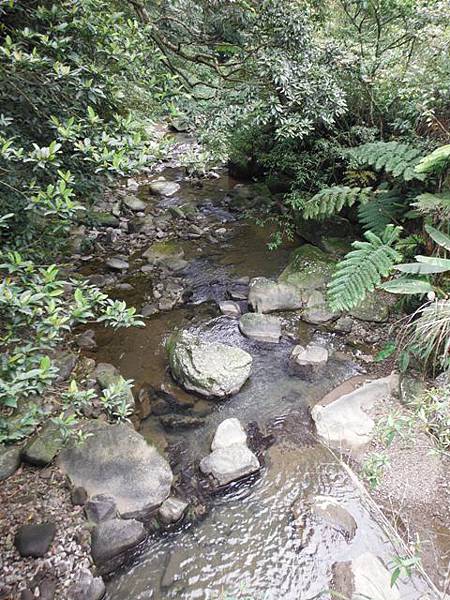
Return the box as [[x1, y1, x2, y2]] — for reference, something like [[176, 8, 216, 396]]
[[1, 135, 448, 600]]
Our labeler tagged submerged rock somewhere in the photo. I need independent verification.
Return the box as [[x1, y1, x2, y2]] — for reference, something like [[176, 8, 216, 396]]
[[14, 522, 56, 557], [248, 277, 303, 313], [238, 313, 281, 343], [159, 414, 205, 430], [90, 518, 146, 573], [309, 496, 357, 540], [290, 344, 328, 380], [58, 422, 173, 519], [142, 240, 184, 266], [311, 374, 398, 452], [278, 244, 335, 292], [167, 331, 252, 398], [332, 553, 400, 600], [200, 418, 260, 487]]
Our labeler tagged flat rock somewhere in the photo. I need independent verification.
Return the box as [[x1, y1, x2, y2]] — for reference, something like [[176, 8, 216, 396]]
[[90, 518, 146, 572], [158, 497, 188, 524], [22, 422, 63, 466], [85, 494, 117, 524], [211, 418, 247, 451], [14, 522, 56, 557], [248, 277, 303, 313], [58, 422, 173, 519], [218, 300, 242, 317], [302, 290, 339, 324], [167, 331, 252, 398], [239, 313, 281, 343], [290, 344, 328, 380], [0, 446, 21, 481], [68, 569, 105, 600], [149, 179, 180, 197], [106, 257, 129, 271], [311, 374, 398, 452], [142, 240, 184, 265], [332, 552, 400, 600], [200, 444, 260, 487], [123, 195, 146, 212], [278, 244, 335, 292]]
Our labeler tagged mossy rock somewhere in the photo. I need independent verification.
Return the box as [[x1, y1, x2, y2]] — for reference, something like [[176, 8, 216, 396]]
[[142, 240, 184, 265], [278, 245, 336, 292], [320, 237, 353, 257], [349, 293, 390, 323], [90, 211, 119, 228], [22, 422, 64, 466]]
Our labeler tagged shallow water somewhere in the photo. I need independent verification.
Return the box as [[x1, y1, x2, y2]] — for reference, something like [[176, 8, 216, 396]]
[[88, 171, 431, 599]]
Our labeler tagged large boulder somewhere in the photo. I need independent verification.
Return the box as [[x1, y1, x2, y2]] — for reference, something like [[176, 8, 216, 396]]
[[200, 418, 260, 487], [332, 553, 400, 600], [58, 422, 173, 519], [167, 331, 252, 398], [90, 518, 146, 573], [278, 245, 335, 292], [311, 374, 398, 452], [238, 313, 281, 343], [248, 277, 303, 313]]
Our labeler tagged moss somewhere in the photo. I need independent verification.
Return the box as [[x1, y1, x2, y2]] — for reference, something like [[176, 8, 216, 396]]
[[279, 244, 335, 291]]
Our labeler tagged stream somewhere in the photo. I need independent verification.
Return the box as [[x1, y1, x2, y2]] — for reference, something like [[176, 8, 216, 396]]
[[84, 164, 432, 599]]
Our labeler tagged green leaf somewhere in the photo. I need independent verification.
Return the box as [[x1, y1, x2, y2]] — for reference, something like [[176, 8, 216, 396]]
[[425, 224, 450, 252], [396, 263, 450, 275], [415, 255, 450, 269], [380, 278, 434, 294]]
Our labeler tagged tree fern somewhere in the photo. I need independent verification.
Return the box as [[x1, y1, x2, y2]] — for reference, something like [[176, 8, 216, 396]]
[[302, 185, 373, 220], [415, 144, 450, 176], [327, 225, 403, 311], [357, 189, 405, 234], [349, 141, 426, 182]]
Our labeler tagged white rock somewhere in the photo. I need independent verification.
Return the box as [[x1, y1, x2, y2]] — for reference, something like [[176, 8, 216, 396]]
[[211, 418, 247, 451], [290, 344, 328, 380], [239, 313, 281, 343], [311, 374, 398, 451], [199, 444, 260, 487], [158, 497, 188, 524]]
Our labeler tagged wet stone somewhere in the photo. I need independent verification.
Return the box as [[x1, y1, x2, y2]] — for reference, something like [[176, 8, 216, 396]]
[[200, 444, 260, 487], [158, 497, 188, 525], [211, 418, 247, 451], [68, 569, 106, 600], [159, 414, 205, 430], [290, 344, 328, 380], [238, 313, 281, 343], [90, 518, 146, 573], [218, 300, 242, 317], [14, 522, 56, 557]]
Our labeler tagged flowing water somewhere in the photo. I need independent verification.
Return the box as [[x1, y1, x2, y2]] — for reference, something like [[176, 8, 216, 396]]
[[86, 168, 432, 599]]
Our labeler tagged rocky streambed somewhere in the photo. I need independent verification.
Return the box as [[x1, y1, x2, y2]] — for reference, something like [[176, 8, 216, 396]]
[[1, 137, 448, 600]]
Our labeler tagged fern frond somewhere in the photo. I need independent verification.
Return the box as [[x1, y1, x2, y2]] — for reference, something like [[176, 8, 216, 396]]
[[327, 225, 403, 311], [411, 192, 450, 221], [357, 190, 405, 234], [415, 144, 450, 176], [302, 185, 373, 220], [349, 141, 426, 181]]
